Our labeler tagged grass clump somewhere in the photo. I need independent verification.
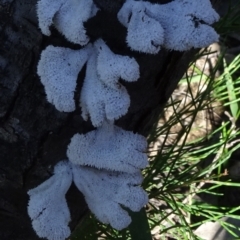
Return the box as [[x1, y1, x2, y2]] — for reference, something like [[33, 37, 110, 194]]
[[145, 50, 240, 239]]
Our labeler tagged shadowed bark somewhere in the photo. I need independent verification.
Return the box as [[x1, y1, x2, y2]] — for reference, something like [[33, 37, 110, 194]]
[[0, 0, 218, 239]]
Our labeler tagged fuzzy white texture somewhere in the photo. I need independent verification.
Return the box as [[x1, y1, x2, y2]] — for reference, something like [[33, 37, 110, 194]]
[[37, 44, 92, 112], [37, 0, 97, 44], [37, 0, 65, 36], [95, 39, 140, 88], [117, 0, 164, 54], [80, 52, 131, 127], [54, 0, 98, 45], [67, 120, 148, 173], [144, 0, 219, 51], [28, 161, 72, 240], [94, 39, 140, 88], [72, 164, 148, 230], [117, 0, 134, 27]]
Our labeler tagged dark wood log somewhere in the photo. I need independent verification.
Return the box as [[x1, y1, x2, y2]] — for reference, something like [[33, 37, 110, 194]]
[[0, 0, 219, 239]]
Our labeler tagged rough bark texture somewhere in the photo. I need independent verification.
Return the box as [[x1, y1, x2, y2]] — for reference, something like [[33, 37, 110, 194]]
[[0, 0, 217, 239]]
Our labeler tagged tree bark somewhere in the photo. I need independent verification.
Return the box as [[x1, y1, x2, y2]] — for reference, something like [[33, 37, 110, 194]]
[[0, 0, 216, 239]]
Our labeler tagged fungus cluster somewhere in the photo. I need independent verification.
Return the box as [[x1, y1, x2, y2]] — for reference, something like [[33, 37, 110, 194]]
[[28, 0, 219, 239]]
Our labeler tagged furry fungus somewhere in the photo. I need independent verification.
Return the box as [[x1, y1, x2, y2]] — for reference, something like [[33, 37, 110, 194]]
[[145, 0, 220, 51], [54, 0, 98, 45], [118, 0, 164, 54], [31, 0, 220, 239], [72, 165, 148, 230], [95, 39, 140, 88], [80, 52, 132, 126], [37, 44, 92, 112], [118, 0, 219, 52], [67, 121, 148, 173], [27, 161, 72, 240], [37, 0, 98, 44], [37, 0, 66, 36]]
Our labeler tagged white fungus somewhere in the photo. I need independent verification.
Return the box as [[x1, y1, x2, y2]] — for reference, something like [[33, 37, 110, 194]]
[[117, 0, 219, 52], [95, 39, 140, 88], [117, 0, 164, 54], [67, 120, 148, 173], [80, 52, 131, 127], [144, 0, 220, 51], [37, 0, 98, 44], [37, 0, 65, 36], [37, 44, 92, 112], [27, 161, 72, 240], [54, 0, 98, 45], [72, 164, 148, 230], [31, 0, 220, 238], [117, 0, 135, 27]]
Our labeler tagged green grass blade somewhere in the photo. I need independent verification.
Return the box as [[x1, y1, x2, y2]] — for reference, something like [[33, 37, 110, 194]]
[[128, 209, 152, 240], [223, 58, 239, 120]]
